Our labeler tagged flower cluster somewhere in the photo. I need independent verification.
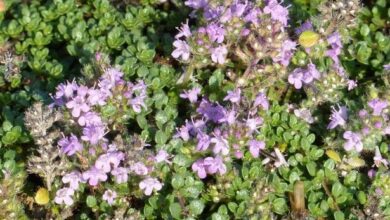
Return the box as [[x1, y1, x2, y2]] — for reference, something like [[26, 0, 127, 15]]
[[51, 66, 166, 206], [173, 0, 293, 83], [177, 88, 288, 179]]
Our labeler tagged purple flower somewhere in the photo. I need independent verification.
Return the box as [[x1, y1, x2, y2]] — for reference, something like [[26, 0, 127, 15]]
[[368, 99, 388, 116], [81, 125, 106, 145], [204, 156, 227, 175], [263, 0, 289, 26], [111, 167, 129, 184], [223, 89, 241, 103], [244, 8, 261, 25], [78, 111, 103, 127], [184, 0, 207, 9], [326, 32, 342, 64], [58, 134, 83, 156], [246, 116, 263, 132], [219, 109, 237, 125], [87, 88, 106, 106], [211, 45, 228, 64], [95, 151, 125, 173], [288, 68, 304, 89], [102, 190, 117, 205], [82, 166, 108, 186], [274, 40, 296, 66], [55, 80, 77, 99], [197, 99, 226, 123], [274, 148, 288, 167], [172, 40, 191, 61], [62, 171, 84, 190], [210, 130, 229, 155], [130, 162, 149, 175], [180, 87, 201, 103], [254, 92, 269, 110], [128, 96, 147, 113], [175, 123, 191, 141], [347, 80, 357, 90], [302, 63, 321, 83], [248, 140, 265, 158], [206, 23, 225, 43], [327, 105, 348, 129], [54, 187, 75, 206], [139, 177, 163, 196], [231, 1, 248, 17], [343, 131, 363, 152], [196, 132, 211, 151], [373, 146, 388, 168], [175, 20, 191, 39], [294, 108, 314, 124], [384, 64, 390, 70], [192, 159, 207, 179], [65, 86, 90, 117], [101, 68, 124, 88], [295, 20, 313, 35], [154, 150, 171, 164]]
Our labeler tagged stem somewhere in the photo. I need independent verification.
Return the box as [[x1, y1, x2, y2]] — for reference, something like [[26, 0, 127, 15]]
[[322, 180, 340, 211]]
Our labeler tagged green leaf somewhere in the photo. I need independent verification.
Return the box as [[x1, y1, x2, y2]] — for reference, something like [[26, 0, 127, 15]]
[[171, 175, 184, 189], [360, 24, 370, 37], [188, 200, 205, 215], [272, 198, 288, 214], [155, 130, 168, 145], [169, 202, 182, 219], [86, 195, 97, 208], [306, 161, 317, 176], [334, 211, 345, 220], [331, 182, 343, 197]]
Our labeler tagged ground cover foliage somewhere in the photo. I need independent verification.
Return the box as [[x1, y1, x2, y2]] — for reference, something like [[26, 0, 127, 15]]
[[0, 0, 389, 219]]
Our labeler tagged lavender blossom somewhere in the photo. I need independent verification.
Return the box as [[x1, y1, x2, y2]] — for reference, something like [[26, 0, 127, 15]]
[[263, 0, 289, 26], [327, 105, 348, 129], [175, 20, 192, 39], [294, 108, 314, 124], [184, 0, 207, 9], [154, 150, 171, 164], [211, 45, 228, 64], [180, 87, 201, 103], [130, 162, 149, 175], [295, 20, 313, 35], [204, 156, 227, 175], [248, 140, 265, 158], [54, 187, 75, 206], [254, 92, 269, 110], [62, 171, 84, 190], [65, 86, 90, 117], [172, 40, 191, 61], [288, 68, 304, 89], [246, 116, 263, 132], [111, 167, 129, 184], [78, 111, 103, 127], [343, 131, 363, 152], [210, 130, 229, 155], [196, 132, 211, 151], [81, 125, 106, 145], [326, 32, 342, 65], [55, 80, 77, 99], [82, 166, 108, 186], [368, 99, 388, 116], [197, 99, 226, 123], [58, 134, 83, 156], [102, 190, 117, 205], [373, 146, 388, 168], [206, 23, 225, 43], [302, 63, 321, 83], [223, 89, 241, 103], [274, 40, 296, 66], [139, 177, 163, 196], [384, 64, 390, 70], [95, 151, 125, 173], [219, 109, 237, 125], [192, 159, 207, 179]]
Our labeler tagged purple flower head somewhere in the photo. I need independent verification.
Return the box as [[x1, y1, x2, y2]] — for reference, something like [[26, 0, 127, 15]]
[[326, 32, 342, 64], [206, 23, 225, 43], [248, 140, 265, 158], [175, 123, 191, 141], [230, 1, 248, 17], [55, 80, 78, 100], [347, 80, 357, 90], [111, 167, 129, 184], [374, 146, 388, 168], [384, 64, 390, 70], [172, 40, 191, 61], [82, 166, 108, 186], [196, 132, 211, 151], [65, 86, 90, 118], [211, 45, 228, 64], [128, 96, 147, 113], [254, 92, 269, 110], [244, 8, 261, 25], [219, 109, 237, 125], [197, 99, 226, 123], [246, 116, 263, 132], [58, 134, 83, 156], [204, 156, 227, 175], [175, 20, 191, 39], [343, 131, 363, 152], [302, 63, 321, 83], [288, 68, 304, 89], [204, 6, 224, 20], [327, 105, 348, 129], [180, 87, 201, 103], [130, 162, 149, 175], [192, 159, 207, 179], [62, 171, 84, 190], [78, 111, 103, 127], [359, 109, 368, 119], [81, 125, 106, 145], [368, 99, 388, 116], [274, 148, 288, 167], [139, 177, 163, 196], [87, 88, 106, 106], [295, 20, 313, 35], [294, 108, 314, 124], [264, 0, 289, 26], [184, 0, 207, 9], [211, 130, 229, 155], [102, 190, 117, 205], [54, 187, 75, 206], [95, 151, 125, 173], [274, 40, 296, 66], [223, 88, 241, 103], [154, 150, 171, 164]]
